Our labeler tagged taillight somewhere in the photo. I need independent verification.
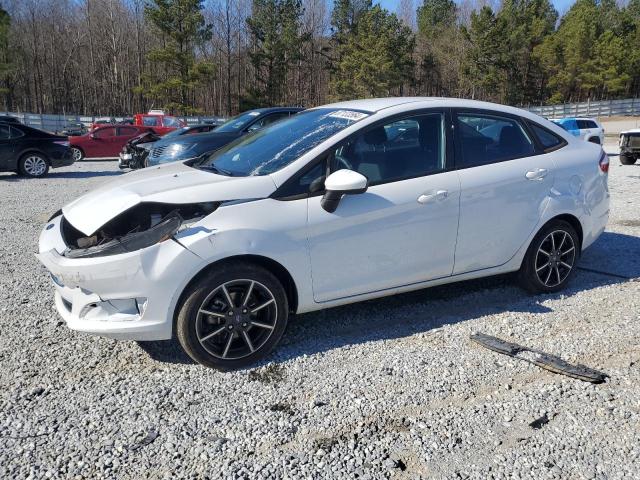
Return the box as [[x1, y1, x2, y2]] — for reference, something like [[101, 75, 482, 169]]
[[598, 150, 609, 173]]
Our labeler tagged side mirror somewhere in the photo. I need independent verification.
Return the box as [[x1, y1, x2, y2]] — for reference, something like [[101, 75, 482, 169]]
[[89, 133, 96, 139], [321, 169, 367, 213]]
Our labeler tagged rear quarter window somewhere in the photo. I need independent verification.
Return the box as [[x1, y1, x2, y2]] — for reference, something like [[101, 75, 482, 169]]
[[529, 123, 566, 152], [577, 120, 598, 129], [142, 116, 160, 126]]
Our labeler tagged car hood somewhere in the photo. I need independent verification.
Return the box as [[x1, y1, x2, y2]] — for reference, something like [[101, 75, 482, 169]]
[[62, 161, 277, 236]]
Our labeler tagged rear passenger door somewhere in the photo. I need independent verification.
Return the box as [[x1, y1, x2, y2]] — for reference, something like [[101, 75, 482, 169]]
[[89, 126, 118, 158], [113, 126, 140, 155], [452, 110, 557, 274]]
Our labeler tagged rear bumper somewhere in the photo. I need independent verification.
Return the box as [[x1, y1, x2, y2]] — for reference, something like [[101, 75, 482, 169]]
[[49, 147, 74, 168]]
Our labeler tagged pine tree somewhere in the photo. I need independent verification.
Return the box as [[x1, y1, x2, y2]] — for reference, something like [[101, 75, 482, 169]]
[[244, 0, 307, 108], [461, 6, 508, 101], [139, 0, 213, 114], [330, 4, 415, 99]]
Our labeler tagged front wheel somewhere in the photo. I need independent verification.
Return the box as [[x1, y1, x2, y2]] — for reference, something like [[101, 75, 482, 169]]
[[176, 263, 289, 370], [71, 147, 84, 162], [620, 153, 637, 165], [518, 220, 580, 293], [18, 153, 49, 178]]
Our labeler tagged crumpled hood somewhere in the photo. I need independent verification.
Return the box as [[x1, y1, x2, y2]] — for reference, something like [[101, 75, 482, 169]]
[[62, 162, 277, 236]]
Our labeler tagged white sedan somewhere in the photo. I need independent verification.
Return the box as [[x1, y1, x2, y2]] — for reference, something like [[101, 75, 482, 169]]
[[37, 98, 610, 370]]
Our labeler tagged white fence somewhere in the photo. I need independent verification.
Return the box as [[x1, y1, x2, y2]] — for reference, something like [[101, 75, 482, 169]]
[[4, 97, 640, 132], [524, 98, 640, 118], [0, 112, 226, 133]]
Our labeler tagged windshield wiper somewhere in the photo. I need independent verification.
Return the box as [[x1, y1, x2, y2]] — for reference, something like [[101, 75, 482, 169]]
[[197, 165, 234, 176]]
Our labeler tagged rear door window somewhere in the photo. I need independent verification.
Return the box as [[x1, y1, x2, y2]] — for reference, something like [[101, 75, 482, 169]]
[[94, 127, 116, 138], [454, 113, 535, 168], [117, 126, 138, 136], [0, 125, 11, 140]]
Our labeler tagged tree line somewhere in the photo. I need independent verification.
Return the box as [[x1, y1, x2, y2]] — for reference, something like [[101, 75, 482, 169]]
[[1, 0, 640, 117]]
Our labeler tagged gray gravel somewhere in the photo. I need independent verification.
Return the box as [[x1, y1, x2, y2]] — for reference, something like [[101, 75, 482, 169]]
[[1, 148, 639, 479]]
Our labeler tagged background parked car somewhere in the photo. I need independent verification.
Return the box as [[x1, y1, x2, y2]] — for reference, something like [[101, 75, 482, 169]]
[[69, 125, 153, 161], [146, 107, 302, 167], [133, 112, 186, 135], [118, 130, 162, 169], [58, 122, 87, 136], [619, 128, 640, 165], [0, 122, 73, 177], [551, 117, 604, 144], [90, 117, 116, 131], [161, 124, 219, 139]]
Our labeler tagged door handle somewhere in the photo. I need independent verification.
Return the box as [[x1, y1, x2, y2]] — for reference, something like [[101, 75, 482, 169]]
[[418, 190, 448, 204], [525, 168, 548, 181]]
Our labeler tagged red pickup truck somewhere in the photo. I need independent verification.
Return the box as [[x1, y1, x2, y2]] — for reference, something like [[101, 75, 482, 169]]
[[133, 113, 185, 135]]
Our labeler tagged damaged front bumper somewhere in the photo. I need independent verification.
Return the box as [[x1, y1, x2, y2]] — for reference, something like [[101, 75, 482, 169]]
[[37, 214, 203, 340]]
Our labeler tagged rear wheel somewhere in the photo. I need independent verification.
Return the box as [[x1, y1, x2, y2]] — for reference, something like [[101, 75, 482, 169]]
[[176, 263, 289, 370], [18, 153, 49, 178], [518, 220, 580, 293], [71, 147, 84, 162], [620, 153, 637, 165]]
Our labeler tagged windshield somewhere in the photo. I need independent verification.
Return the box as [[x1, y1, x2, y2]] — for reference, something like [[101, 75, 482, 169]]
[[214, 110, 264, 133], [193, 108, 369, 176], [162, 127, 189, 139]]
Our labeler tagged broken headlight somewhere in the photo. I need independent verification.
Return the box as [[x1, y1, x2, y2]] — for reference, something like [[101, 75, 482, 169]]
[[62, 201, 219, 258], [64, 212, 182, 259]]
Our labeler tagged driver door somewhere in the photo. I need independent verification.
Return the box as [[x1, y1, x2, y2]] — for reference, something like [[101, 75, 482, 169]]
[[306, 112, 461, 303]]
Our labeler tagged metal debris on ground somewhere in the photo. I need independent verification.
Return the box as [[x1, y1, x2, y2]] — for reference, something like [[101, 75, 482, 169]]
[[129, 429, 159, 451], [470, 333, 608, 383]]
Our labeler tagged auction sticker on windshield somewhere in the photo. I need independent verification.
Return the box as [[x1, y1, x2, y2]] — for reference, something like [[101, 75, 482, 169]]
[[326, 110, 369, 121]]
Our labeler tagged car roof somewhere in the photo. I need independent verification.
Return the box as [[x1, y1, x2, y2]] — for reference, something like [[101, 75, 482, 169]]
[[314, 97, 561, 117], [551, 117, 598, 122], [249, 107, 303, 114], [318, 97, 443, 113]]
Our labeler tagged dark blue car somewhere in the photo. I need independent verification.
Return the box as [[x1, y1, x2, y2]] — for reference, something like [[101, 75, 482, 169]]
[[146, 107, 303, 167]]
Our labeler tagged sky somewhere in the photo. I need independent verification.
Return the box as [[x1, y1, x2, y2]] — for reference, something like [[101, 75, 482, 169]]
[[377, 0, 577, 16]]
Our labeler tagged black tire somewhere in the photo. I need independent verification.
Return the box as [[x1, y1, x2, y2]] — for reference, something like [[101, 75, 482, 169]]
[[518, 220, 580, 294], [620, 153, 637, 165], [71, 147, 84, 162], [176, 263, 289, 370], [18, 153, 49, 178]]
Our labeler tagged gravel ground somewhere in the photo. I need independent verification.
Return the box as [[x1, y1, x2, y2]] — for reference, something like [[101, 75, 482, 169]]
[[0, 146, 639, 479]]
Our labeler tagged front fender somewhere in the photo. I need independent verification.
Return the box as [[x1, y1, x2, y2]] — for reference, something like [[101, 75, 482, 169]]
[[175, 197, 315, 313]]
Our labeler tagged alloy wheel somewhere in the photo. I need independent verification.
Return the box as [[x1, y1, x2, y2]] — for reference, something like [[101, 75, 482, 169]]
[[72, 148, 83, 162], [534, 230, 576, 287], [23, 155, 47, 176], [195, 279, 278, 360]]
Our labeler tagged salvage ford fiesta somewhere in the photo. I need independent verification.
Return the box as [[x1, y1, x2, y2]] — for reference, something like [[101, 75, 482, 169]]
[[37, 98, 609, 370]]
